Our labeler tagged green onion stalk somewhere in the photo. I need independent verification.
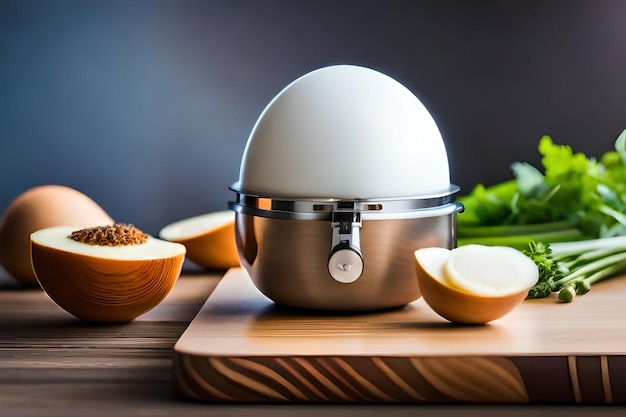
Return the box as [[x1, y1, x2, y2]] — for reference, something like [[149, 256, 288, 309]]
[[523, 236, 626, 302]]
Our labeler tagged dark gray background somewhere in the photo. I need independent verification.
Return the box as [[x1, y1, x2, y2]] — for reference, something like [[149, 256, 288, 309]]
[[2, 0, 625, 236]]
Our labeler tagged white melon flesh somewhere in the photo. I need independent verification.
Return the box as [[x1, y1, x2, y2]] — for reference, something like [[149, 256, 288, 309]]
[[31, 226, 186, 260], [414, 247, 451, 283], [159, 211, 234, 241], [444, 244, 539, 296]]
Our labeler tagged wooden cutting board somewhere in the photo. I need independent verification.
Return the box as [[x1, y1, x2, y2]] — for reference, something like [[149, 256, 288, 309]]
[[173, 268, 626, 404]]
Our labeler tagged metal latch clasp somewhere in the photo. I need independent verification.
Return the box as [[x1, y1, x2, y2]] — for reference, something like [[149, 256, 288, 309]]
[[328, 204, 364, 283]]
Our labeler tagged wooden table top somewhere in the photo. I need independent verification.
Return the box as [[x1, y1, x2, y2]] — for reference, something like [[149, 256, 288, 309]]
[[1, 265, 625, 417]]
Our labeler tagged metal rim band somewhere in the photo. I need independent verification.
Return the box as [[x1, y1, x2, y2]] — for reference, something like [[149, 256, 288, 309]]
[[229, 184, 463, 221]]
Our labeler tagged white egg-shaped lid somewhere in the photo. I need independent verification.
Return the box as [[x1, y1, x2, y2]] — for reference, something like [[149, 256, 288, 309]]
[[236, 65, 451, 199]]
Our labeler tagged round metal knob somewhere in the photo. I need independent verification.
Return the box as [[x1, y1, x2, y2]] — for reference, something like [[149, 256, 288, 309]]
[[328, 247, 364, 283]]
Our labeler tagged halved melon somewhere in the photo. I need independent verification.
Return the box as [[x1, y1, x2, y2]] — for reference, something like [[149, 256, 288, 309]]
[[31, 224, 186, 322], [158, 211, 239, 270], [414, 245, 538, 324]]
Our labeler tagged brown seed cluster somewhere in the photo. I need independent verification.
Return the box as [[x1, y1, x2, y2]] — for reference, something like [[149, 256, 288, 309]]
[[69, 224, 148, 246]]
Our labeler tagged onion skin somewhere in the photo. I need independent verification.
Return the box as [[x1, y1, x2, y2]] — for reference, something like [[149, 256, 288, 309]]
[[415, 254, 529, 325], [31, 241, 184, 322]]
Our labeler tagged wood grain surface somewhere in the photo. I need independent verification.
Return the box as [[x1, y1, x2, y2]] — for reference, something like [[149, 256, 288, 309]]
[[2, 265, 626, 416], [174, 268, 626, 404]]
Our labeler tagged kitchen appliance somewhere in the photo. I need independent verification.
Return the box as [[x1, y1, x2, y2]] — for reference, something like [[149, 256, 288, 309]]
[[229, 65, 463, 311]]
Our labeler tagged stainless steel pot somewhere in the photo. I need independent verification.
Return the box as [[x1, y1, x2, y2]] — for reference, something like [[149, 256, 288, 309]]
[[229, 187, 463, 311]]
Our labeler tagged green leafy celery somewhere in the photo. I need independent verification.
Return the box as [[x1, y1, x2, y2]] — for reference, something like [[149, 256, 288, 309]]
[[458, 130, 626, 248]]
